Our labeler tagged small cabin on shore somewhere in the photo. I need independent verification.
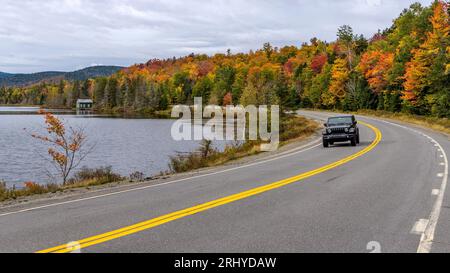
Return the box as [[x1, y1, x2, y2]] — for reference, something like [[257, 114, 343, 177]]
[[76, 99, 93, 110]]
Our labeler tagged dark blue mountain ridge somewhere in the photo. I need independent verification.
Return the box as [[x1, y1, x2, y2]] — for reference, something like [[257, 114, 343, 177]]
[[0, 72, 13, 79], [0, 66, 124, 87]]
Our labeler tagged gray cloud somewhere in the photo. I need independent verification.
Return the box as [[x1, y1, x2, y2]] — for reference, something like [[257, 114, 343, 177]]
[[0, 0, 432, 73]]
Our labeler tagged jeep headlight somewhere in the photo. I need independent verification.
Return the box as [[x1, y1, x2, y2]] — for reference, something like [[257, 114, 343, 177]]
[[327, 128, 332, 134], [349, 127, 356, 133], [344, 128, 349, 133]]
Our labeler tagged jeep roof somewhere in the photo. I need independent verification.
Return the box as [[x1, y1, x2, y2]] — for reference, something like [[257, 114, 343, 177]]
[[327, 115, 355, 126]]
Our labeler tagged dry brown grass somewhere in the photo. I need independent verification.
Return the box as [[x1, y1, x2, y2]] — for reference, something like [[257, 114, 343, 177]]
[[0, 167, 124, 202]]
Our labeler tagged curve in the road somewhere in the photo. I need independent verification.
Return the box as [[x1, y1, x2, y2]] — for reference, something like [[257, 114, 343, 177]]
[[37, 121, 382, 253], [303, 111, 449, 253], [369, 118, 448, 253]]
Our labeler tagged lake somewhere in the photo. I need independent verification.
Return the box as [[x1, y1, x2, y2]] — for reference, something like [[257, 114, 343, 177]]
[[0, 107, 227, 187]]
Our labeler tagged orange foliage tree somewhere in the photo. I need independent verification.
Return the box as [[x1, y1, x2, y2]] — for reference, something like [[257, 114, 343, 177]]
[[31, 111, 92, 184], [358, 51, 394, 94]]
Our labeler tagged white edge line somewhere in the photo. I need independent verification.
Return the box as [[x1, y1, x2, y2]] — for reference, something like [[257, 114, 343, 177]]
[[411, 219, 429, 235], [0, 138, 322, 217], [418, 136, 448, 253], [365, 117, 448, 253]]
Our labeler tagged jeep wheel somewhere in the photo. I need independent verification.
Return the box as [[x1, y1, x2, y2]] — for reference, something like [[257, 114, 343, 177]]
[[323, 140, 329, 148], [350, 137, 357, 146], [356, 134, 360, 144]]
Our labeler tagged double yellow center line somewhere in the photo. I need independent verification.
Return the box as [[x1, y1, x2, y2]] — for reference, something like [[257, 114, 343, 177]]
[[37, 121, 382, 253]]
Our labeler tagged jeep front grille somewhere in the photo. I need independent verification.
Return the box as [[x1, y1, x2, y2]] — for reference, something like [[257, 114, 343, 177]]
[[330, 128, 346, 134]]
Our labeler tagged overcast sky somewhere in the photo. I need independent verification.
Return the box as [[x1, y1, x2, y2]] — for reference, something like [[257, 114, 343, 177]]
[[0, 0, 432, 73]]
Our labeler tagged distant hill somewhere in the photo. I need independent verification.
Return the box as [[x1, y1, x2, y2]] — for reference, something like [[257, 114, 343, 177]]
[[0, 66, 124, 87], [0, 72, 13, 79]]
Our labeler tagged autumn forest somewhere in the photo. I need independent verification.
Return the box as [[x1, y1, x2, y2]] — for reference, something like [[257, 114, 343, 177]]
[[0, 1, 449, 118]]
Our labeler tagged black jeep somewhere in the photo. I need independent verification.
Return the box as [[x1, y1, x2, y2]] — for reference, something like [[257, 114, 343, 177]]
[[322, 115, 360, 148]]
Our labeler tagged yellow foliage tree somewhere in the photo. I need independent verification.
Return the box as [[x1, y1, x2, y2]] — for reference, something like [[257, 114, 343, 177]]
[[329, 58, 350, 100]]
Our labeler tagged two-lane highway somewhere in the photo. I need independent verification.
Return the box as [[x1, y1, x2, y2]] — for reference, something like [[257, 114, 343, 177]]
[[0, 111, 448, 253]]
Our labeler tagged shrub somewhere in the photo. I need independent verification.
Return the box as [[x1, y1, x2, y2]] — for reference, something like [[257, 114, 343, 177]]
[[23, 181, 47, 195], [0, 167, 124, 202], [67, 166, 123, 186], [130, 171, 144, 182], [1, 181, 62, 201], [0, 181, 11, 202]]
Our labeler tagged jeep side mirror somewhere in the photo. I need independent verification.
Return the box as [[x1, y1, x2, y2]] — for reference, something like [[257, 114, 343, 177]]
[[324, 123, 328, 127], [354, 121, 358, 125]]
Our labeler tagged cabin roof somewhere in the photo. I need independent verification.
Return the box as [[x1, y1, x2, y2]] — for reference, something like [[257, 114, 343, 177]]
[[76, 99, 93, 103]]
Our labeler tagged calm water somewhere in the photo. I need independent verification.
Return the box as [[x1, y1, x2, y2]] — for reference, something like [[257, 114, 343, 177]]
[[0, 106, 42, 112], [0, 107, 226, 187]]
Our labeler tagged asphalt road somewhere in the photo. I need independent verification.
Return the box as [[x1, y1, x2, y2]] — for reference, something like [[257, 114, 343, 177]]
[[0, 110, 449, 253]]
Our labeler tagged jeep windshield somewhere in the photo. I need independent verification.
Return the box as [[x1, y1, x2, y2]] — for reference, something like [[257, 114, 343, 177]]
[[327, 117, 353, 126]]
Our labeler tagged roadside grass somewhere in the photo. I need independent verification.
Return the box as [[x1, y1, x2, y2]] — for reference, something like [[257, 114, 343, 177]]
[[0, 167, 124, 202], [355, 110, 450, 135], [279, 114, 320, 142], [169, 114, 319, 174]]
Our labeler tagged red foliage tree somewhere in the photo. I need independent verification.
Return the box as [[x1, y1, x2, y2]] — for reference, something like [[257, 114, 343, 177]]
[[310, 54, 328, 74], [223, 92, 233, 106]]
